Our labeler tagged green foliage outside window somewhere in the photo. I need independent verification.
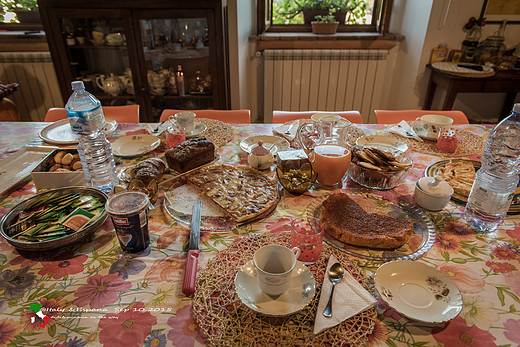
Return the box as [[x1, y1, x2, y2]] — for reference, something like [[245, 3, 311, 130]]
[[273, 0, 371, 25], [0, 0, 38, 22]]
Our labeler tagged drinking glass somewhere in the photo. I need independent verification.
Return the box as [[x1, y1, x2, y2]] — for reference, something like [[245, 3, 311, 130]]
[[290, 217, 324, 264]]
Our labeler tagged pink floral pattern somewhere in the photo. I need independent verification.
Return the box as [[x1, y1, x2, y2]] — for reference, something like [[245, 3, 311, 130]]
[[72, 273, 132, 308], [438, 263, 485, 294], [167, 305, 205, 345]]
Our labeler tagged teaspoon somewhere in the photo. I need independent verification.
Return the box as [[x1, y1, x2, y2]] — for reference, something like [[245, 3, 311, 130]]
[[323, 262, 344, 317]]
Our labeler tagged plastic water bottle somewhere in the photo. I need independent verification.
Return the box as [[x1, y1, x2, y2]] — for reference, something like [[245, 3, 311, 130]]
[[65, 81, 118, 192], [464, 103, 520, 232]]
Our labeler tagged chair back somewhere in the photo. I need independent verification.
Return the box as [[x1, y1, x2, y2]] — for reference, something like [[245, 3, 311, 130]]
[[160, 109, 251, 123], [44, 105, 140, 123], [272, 111, 363, 124], [375, 109, 469, 125], [0, 98, 21, 121]]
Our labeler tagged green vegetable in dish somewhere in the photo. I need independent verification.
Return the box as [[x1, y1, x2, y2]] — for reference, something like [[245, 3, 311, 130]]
[[8, 192, 104, 242]]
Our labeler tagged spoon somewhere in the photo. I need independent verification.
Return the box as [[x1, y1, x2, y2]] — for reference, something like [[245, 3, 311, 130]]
[[323, 262, 344, 317]]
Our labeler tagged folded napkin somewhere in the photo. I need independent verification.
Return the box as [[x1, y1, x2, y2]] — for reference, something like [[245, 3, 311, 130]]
[[272, 120, 299, 143], [314, 255, 377, 334], [388, 120, 423, 142]]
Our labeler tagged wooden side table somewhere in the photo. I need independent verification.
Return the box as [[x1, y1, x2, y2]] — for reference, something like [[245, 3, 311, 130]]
[[424, 64, 520, 120]]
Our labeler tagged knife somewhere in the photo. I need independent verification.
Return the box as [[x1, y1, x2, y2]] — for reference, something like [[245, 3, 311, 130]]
[[182, 200, 202, 296]]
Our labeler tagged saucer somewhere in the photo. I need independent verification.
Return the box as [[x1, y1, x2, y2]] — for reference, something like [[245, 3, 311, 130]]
[[185, 123, 207, 138], [356, 135, 408, 153], [412, 124, 437, 141], [111, 134, 161, 157], [240, 135, 290, 155], [374, 260, 462, 324], [235, 260, 315, 316]]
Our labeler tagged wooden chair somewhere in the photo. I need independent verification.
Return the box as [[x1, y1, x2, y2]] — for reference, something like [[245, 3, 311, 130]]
[[159, 109, 251, 123], [44, 104, 140, 123], [272, 111, 363, 124], [374, 109, 469, 125], [0, 98, 21, 121]]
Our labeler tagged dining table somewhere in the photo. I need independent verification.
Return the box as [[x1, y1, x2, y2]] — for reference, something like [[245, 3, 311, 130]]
[[0, 120, 519, 347]]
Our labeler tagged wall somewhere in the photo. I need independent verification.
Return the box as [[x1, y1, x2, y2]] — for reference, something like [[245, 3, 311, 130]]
[[235, 0, 520, 123]]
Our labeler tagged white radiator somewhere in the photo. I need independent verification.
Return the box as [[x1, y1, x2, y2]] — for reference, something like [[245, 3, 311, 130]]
[[263, 49, 389, 123], [0, 52, 62, 121]]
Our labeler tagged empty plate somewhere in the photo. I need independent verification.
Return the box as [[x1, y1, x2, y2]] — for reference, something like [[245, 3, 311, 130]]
[[240, 135, 290, 154], [39, 118, 118, 145], [374, 260, 462, 323], [111, 134, 161, 157]]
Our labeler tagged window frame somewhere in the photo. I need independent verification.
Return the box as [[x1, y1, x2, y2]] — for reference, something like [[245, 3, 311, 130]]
[[257, 0, 394, 35]]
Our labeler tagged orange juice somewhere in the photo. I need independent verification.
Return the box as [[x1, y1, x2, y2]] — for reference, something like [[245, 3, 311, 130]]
[[309, 144, 351, 187]]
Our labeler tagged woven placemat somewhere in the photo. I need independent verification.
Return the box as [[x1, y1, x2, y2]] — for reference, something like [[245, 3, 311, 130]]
[[389, 128, 484, 157], [192, 232, 377, 346], [197, 118, 235, 148]]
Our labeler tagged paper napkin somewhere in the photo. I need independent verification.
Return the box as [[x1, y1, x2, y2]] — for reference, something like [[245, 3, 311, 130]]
[[314, 255, 377, 334], [272, 120, 299, 143], [388, 120, 423, 142]]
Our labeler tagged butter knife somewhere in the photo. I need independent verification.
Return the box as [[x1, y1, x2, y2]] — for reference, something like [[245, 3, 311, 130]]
[[182, 200, 202, 296], [397, 121, 423, 142]]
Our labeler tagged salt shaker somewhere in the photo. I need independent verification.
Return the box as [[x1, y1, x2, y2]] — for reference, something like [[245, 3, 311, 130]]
[[166, 120, 186, 149], [436, 127, 458, 153], [247, 141, 275, 170]]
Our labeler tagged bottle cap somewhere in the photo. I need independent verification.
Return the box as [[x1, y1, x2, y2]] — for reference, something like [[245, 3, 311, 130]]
[[513, 103, 520, 113], [71, 80, 84, 90]]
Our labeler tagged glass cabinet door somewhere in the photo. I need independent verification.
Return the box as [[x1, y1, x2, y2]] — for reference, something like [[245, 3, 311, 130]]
[[55, 13, 138, 107], [137, 14, 216, 119]]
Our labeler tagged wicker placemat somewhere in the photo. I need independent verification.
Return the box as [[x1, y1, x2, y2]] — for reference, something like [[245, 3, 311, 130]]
[[389, 128, 484, 157], [192, 232, 377, 346], [197, 118, 235, 148]]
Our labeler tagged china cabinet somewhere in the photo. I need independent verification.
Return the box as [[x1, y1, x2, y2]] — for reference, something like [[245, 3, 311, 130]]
[[38, 0, 228, 122]]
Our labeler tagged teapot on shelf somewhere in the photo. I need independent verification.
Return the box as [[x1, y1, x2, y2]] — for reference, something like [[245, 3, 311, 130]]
[[96, 73, 125, 96]]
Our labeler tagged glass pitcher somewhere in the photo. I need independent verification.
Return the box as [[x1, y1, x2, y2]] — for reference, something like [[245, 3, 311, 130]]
[[296, 115, 352, 189]]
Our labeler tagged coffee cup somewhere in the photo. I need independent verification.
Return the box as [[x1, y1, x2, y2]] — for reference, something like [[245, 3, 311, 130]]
[[253, 244, 301, 296], [412, 115, 454, 141], [173, 111, 196, 134]]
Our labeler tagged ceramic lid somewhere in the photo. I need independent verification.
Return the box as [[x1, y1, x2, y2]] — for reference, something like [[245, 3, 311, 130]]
[[417, 175, 453, 197], [251, 140, 270, 156]]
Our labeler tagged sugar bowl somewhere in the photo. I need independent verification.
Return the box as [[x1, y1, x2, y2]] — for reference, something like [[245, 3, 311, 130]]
[[414, 175, 454, 211]]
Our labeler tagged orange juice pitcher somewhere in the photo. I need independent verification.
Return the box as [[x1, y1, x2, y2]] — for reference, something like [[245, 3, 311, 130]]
[[296, 115, 352, 189]]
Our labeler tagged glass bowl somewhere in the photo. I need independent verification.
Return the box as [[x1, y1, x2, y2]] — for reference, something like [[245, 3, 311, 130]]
[[276, 162, 317, 195], [347, 150, 412, 190]]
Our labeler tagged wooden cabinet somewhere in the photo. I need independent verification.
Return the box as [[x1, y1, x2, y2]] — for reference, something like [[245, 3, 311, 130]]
[[38, 0, 228, 122]]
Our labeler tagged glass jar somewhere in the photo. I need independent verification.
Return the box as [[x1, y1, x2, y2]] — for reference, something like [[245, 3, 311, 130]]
[[476, 34, 506, 66], [460, 26, 481, 63]]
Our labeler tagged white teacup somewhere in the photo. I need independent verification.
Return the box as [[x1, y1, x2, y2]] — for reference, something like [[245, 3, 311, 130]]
[[413, 115, 454, 141], [253, 244, 301, 296], [172, 112, 196, 134]]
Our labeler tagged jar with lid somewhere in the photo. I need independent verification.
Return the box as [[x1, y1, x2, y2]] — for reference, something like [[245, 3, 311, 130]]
[[460, 26, 482, 63], [476, 21, 507, 66]]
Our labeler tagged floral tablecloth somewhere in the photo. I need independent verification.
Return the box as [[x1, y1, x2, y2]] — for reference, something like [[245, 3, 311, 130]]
[[0, 121, 519, 347]]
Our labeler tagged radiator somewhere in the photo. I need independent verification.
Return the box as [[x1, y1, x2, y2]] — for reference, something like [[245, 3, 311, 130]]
[[0, 52, 62, 121], [263, 49, 389, 123]]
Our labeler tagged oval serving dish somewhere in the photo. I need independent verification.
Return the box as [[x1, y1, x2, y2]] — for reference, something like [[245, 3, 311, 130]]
[[0, 187, 107, 251]]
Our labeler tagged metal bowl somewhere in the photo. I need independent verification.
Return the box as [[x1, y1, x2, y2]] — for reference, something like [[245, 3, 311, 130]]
[[0, 187, 108, 251]]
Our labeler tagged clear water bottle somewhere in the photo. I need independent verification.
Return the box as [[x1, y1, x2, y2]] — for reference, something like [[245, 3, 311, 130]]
[[464, 103, 520, 232], [65, 81, 118, 192]]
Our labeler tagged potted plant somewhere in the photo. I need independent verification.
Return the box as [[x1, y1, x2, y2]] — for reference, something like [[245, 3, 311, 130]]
[[311, 10, 339, 34], [0, 0, 40, 23]]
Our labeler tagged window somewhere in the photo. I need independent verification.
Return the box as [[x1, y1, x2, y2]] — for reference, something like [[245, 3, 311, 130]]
[[259, 0, 392, 34]]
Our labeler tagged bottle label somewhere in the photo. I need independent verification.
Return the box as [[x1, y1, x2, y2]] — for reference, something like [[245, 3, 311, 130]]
[[468, 184, 514, 214], [67, 105, 104, 133]]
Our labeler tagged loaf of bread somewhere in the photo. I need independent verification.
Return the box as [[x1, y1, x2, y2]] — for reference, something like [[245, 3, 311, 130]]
[[165, 136, 215, 173], [127, 158, 166, 184]]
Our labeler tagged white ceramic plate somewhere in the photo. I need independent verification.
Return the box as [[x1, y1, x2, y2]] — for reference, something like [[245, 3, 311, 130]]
[[374, 260, 462, 323], [240, 135, 290, 154], [111, 134, 161, 157], [0, 146, 57, 195], [186, 122, 207, 138], [235, 260, 315, 316], [39, 118, 118, 145], [356, 135, 408, 153]]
